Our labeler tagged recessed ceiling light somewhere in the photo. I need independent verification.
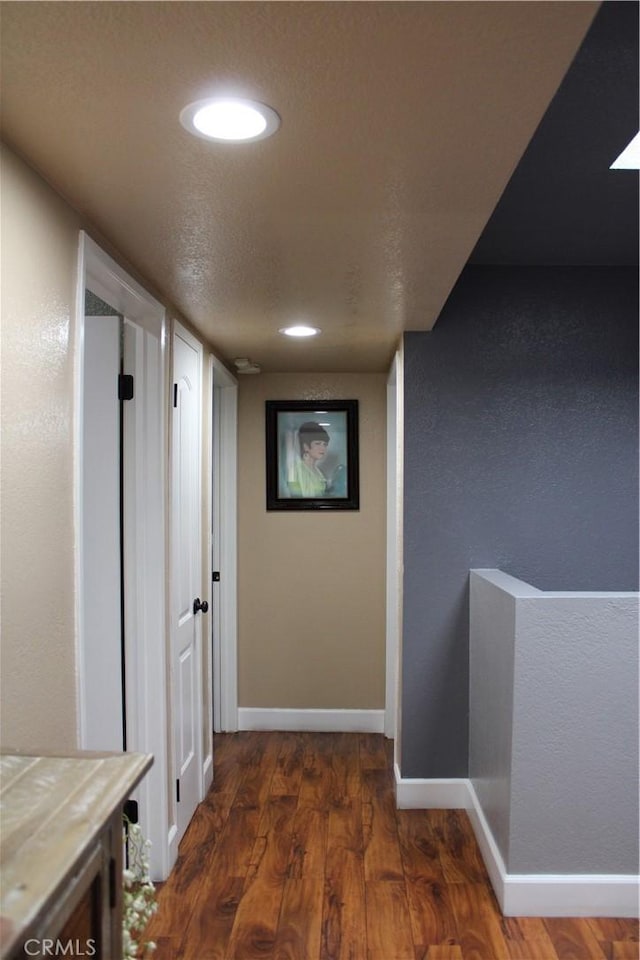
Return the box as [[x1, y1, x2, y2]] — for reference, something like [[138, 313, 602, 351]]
[[180, 97, 280, 143], [610, 132, 640, 170], [278, 325, 321, 338]]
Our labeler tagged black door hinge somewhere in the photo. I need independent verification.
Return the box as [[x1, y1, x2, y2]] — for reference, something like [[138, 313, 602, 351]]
[[173, 383, 178, 408], [212, 571, 220, 582], [118, 373, 134, 401], [176, 779, 180, 803], [109, 857, 117, 909]]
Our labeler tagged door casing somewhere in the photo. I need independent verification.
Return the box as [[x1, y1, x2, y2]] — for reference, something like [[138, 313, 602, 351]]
[[209, 355, 238, 733], [74, 231, 172, 879], [386, 348, 403, 758]]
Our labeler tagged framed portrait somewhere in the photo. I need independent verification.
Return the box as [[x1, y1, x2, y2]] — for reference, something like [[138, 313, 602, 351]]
[[265, 399, 359, 510]]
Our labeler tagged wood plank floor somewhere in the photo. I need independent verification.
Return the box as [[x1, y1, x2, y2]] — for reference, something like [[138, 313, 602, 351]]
[[145, 732, 639, 960]]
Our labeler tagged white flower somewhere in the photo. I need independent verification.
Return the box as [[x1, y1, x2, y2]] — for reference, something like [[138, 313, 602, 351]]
[[122, 816, 158, 959]]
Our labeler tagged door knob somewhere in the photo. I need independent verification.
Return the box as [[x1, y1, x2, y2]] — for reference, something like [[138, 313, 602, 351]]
[[193, 597, 209, 615]]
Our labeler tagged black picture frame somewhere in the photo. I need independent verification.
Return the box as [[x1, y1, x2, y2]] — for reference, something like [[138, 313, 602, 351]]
[[265, 399, 359, 510]]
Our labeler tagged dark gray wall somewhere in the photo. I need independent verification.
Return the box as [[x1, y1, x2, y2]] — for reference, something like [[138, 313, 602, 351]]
[[469, 1, 638, 268], [401, 265, 639, 778], [85, 289, 121, 316]]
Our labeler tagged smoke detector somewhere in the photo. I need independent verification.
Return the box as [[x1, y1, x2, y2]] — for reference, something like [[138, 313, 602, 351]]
[[233, 358, 261, 375]]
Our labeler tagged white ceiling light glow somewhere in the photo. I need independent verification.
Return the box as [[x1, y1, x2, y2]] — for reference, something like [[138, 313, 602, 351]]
[[180, 98, 280, 143], [279, 325, 321, 338], [610, 132, 640, 170]]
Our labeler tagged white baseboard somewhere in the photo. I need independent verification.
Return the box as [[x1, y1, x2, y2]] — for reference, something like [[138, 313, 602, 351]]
[[464, 779, 508, 908], [202, 752, 213, 794], [394, 765, 473, 809], [159, 823, 178, 883], [502, 874, 639, 918], [393, 770, 639, 918], [237, 707, 385, 734]]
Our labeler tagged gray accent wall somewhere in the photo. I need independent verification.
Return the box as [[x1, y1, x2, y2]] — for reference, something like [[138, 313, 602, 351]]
[[401, 265, 639, 778]]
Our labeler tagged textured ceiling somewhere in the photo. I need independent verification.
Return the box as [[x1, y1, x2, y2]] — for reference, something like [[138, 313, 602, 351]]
[[1, 1, 598, 371]]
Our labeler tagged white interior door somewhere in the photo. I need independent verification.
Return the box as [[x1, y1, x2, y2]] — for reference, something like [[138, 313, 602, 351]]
[[80, 314, 123, 752], [172, 324, 204, 842]]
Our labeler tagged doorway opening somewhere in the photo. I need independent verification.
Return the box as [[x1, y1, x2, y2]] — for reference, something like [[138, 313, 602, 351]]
[[210, 355, 239, 734], [75, 232, 173, 878]]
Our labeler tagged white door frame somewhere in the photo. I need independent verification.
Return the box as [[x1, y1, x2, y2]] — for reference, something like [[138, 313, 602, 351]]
[[386, 348, 404, 758], [209, 355, 238, 732], [74, 231, 172, 879]]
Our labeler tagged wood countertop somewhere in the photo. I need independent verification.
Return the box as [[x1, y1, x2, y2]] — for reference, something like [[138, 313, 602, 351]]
[[0, 750, 152, 959]]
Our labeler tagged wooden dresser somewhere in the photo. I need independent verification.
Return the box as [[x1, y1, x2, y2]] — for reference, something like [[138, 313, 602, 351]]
[[0, 751, 152, 960]]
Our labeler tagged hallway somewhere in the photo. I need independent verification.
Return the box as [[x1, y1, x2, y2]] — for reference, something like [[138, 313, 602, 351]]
[[145, 732, 638, 959]]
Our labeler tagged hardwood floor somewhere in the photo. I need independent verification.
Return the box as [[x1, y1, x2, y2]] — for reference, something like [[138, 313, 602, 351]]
[[145, 732, 639, 960]]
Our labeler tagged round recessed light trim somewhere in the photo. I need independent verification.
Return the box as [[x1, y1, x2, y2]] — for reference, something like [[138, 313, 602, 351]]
[[180, 97, 280, 143], [279, 325, 321, 338]]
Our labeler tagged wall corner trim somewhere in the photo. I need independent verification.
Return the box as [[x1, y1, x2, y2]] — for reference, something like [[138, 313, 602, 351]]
[[237, 708, 384, 734], [393, 769, 639, 918]]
